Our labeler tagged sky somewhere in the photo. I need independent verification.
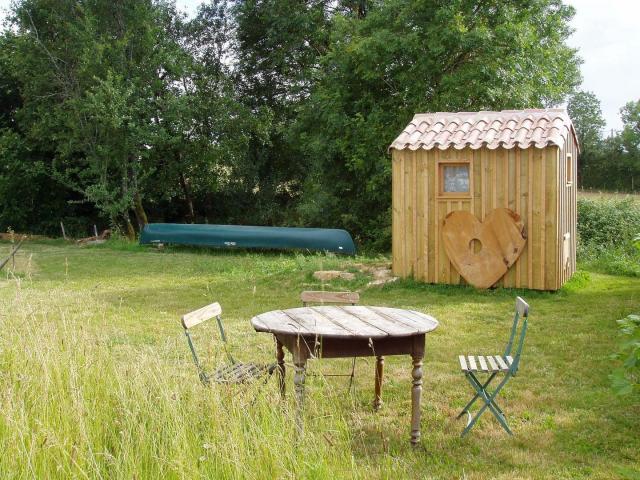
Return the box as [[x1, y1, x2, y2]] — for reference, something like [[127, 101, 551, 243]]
[[1, 0, 638, 132]]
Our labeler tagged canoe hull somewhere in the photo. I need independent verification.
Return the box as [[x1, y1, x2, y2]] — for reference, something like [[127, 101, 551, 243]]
[[139, 224, 356, 255]]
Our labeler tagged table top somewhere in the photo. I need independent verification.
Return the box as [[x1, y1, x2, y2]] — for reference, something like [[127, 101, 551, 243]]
[[251, 306, 438, 339]]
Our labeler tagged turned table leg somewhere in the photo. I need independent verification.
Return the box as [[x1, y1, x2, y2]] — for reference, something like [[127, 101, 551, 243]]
[[276, 337, 285, 397], [373, 356, 384, 411], [410, 353, 424, 446]]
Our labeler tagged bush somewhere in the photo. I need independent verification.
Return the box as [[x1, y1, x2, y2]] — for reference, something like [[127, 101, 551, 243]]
[[577, 198, 640, 276], [577, 198, 640, 249]]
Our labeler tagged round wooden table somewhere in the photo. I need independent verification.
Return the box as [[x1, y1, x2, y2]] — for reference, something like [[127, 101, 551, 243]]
[[251, 305, 438, 445]]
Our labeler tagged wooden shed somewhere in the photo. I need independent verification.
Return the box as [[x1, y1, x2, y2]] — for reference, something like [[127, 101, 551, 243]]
[[389, 109, 579, 291]]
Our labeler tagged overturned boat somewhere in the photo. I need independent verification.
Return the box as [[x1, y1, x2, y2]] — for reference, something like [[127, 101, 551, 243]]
[[139, 223, 356, 255]]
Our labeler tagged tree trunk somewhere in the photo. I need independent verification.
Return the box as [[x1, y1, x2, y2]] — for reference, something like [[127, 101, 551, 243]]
[[124, 212, 136, 241], [179, 171, 196, 223], [133, 191, 148, 228]]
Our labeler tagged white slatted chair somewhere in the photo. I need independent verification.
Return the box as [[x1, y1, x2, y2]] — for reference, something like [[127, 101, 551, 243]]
[[300, 291, 360, 391], [182, 302, 276, 385], [457, 297, 529, 436]]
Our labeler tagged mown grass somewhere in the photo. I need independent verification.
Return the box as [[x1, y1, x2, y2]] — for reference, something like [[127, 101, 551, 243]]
[[0, 240, 639, 479]]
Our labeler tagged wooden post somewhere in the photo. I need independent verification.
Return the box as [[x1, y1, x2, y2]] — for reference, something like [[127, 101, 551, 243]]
[[93, 225, 98, 238], [410, 353, 424, 446], [60, 221, 67, 240], [374, 356, 384, 411], [0, 238, 24, 272]]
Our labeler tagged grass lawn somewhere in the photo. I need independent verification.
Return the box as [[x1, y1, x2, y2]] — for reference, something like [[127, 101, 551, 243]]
[[0, 240, 639, 479]]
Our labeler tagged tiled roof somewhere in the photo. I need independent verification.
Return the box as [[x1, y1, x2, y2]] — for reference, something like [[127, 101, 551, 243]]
[[389, 109, 578, 152]]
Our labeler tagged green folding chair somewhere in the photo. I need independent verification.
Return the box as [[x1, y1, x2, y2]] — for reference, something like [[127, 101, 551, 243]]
[[181, 302, 276, 385], [300, 291, 360, 391], [457, 297, 529, 436]]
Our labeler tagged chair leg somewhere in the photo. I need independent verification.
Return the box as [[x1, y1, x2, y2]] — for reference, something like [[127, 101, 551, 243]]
[[347, 357, 356, 393], [373, 356, 384, 411], [457, 372, 497, 419], [461, 373, 513, 437]]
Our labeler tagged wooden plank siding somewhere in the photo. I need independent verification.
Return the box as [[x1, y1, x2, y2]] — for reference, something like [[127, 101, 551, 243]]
[[392, 146, 567, 290]]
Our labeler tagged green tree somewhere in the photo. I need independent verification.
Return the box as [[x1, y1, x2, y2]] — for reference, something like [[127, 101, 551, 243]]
[[567, 90, 605, 187], [233, 0, 332, 225], [143, 1, 273, 224], [618, 100, 640, 191], [0, 29, 101, 236], [295, 0, 582, 247], [4, 0, 171, 235], [567, 91, 605, 151]]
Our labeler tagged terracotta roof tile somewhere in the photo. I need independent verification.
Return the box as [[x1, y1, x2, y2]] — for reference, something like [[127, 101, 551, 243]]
[[389, 109, 578, 152]]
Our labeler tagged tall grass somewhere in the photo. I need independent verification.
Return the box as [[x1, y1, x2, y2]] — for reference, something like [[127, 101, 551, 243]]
[[1, 241, 639, 478], [0, 282, 356, 479]]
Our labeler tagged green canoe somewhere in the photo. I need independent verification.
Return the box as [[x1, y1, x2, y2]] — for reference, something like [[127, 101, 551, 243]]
[[139, 223, 356, 255]]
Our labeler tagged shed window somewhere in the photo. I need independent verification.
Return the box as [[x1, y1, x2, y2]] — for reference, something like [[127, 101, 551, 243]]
[[566, 153, 573, 186], [440, 163, 470, 195]]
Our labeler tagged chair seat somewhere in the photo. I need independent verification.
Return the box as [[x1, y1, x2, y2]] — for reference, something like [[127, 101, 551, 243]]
[[459, 355, 513, 373], [212, 362, 276, 384]]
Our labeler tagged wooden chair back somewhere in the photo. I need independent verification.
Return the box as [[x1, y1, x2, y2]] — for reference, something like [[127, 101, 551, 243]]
[[181, 302, 223, 329], [181, 302, 234, 384], [300, 291, 360, 306], [505, 296, 529, 375]]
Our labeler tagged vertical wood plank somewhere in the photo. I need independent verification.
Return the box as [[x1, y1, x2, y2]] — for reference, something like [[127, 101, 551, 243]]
[[427, 151, 436, 283], [481, 149, 487, 220], [392, 153, 400, 276], [406, 151, 415, 276], [401, 151, 408, 277], [445, 200, 450, 283], [474, 149, 482, 220], [503, 149, 516, 288], [539, 148, 546, 289], [572, 138, 577, 275], [514, 148, 521, 288], [559, 142, 566, 285], [416, 152, 425, 281], [545, 146, 558, 290], [527, 148, 533, 288], [491, 149, 497, 210], [434, 150, 440, 283], [423, 152, 429, 281]]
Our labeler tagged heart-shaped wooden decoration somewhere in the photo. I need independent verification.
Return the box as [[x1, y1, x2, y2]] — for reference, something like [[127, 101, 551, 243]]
[[441, 208, 526, 288]]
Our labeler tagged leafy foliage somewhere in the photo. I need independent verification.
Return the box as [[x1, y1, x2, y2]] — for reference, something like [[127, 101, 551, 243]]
[[576, 98, 640, 192], [0, 0, 584, 245], [611, 314, 640, 396], [577, 198, 640, 248], [567, 90, 606, 188], [568, 91, 605, 152], [577, 198, 640, 276]]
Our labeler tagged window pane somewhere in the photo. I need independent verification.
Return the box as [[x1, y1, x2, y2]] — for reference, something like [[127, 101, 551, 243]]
[[443, 165, 469, 193]]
